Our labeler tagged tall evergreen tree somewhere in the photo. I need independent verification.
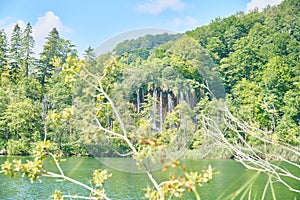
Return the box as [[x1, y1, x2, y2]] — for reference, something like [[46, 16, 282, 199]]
[[9, 24, 23, 81], [38, 28, 77, 87], [38, 28, 61, 86], [21, 23, 35, 77], [61, 39, 77, 58], [0, 29, 8, 75], [83, 46, 96, 65]]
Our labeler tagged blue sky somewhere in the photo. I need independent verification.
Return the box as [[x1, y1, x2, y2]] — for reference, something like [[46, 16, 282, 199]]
[[0, 0, 283, 56]]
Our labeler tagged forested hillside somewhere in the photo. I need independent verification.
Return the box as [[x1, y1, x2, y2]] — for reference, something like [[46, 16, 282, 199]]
[[0, 0, 298, 156], [113, 33, 181, 59], [187, 0, 300, 145]]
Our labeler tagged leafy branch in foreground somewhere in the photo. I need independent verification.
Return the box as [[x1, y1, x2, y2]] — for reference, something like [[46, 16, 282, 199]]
[[1, 141, 111, 200], [145, 163, 214, 200]]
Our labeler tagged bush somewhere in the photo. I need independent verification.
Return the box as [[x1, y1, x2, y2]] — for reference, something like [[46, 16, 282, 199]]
[[7, 139, 31, 155], [60, 141, 89, 156], [0, 139, 6, 149]]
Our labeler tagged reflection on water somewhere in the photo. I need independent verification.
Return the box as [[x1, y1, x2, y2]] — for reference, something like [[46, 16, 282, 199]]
[[0, 157, 299, 200]]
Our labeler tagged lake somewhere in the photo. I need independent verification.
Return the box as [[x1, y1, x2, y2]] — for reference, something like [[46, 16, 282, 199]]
[[0, 156, 299, 199]]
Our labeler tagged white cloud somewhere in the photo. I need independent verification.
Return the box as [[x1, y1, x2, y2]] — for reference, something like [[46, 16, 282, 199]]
[[2, 19, 26, 38], [32, 11, 73, 54], [171, 16, 197, 29], [246, 0, 283, 12], [0, 16, 11, 26], [185, 16, 197, 26], [136, 0, 186, 14], [0, 11, 72, 54]]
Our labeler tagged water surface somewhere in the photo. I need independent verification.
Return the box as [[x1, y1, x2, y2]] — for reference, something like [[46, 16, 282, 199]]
[[0, 157, 299, 199]]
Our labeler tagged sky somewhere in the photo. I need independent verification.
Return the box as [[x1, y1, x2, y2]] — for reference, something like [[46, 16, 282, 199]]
[[0, 0, 283, 57]]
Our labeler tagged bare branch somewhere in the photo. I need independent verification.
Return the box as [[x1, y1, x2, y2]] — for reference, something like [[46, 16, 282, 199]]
[[199, 102, 300, 194]]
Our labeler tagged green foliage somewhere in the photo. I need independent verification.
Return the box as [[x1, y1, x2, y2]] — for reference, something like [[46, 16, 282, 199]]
[[145, 164, 214, 200], [2, 140, 113, 199], [52, 190, 63, 200], [1, 2, 299, 197], [0, 29, 8, 74], [9, 24, 23, 81], [188, 0, 300, 145], [21, 23, 35, 77], [231, 78, 263, 122], [83, 46, 96, 66], [0, 0, 298, 162], [0, 26, 82, 155], [1, 141, 51, 181], [60, 141, 88, 156], [6, 139, 31, 155], [92, 169, 112, 187], [114, 33, 181, 58], [0, 98, 41, 143], [37, 28, 77, 87], [17, 77, 43, 100], [276, 89, 300, 144]]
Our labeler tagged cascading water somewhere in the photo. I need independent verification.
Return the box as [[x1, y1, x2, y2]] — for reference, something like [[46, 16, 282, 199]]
[[178, 89, 197, 107], [186, 89, 196, 108], [152, 90, 158, 131], [134, 87, 197, 132], [179, 90, 184, 103], [141, 88, 144, 103], [185, 91, 190, 105], [136, 90, 140, 113], [159, 90, 163, 131], [167, 92, 174, 113]]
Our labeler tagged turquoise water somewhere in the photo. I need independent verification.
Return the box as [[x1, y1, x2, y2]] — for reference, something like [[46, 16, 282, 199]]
[[0, 157, 299, 199]]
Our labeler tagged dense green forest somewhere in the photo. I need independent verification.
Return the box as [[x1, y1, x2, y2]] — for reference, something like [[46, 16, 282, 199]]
[[0, 0, 299, 157]]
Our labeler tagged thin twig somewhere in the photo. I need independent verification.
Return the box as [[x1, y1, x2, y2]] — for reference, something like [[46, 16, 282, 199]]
[[45, 171, 111, 200]]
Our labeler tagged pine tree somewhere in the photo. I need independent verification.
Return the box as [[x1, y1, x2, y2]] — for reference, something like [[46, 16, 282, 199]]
[[38, 28, 77, 87], [38, 28, 61, 86], [0, 29, 8, 75], [60, 39, 77, 60], [9, 24, 23, 81], [83, 46, 96, 65], [21, 23, 35, 77]]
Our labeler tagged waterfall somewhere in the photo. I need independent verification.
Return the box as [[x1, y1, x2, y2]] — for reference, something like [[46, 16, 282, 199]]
[[152, 90, 158, 131], [185, 91, 190, 105], [188, 90, 195, 106], [191, 89, 196, 107], [159, 90, 163, 131], [153, 89, 157, 111], [141, 88, 144, 103], [179, 90, 184, 103], [168, 92, 174, 113], [136, 90, 140, 113]]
